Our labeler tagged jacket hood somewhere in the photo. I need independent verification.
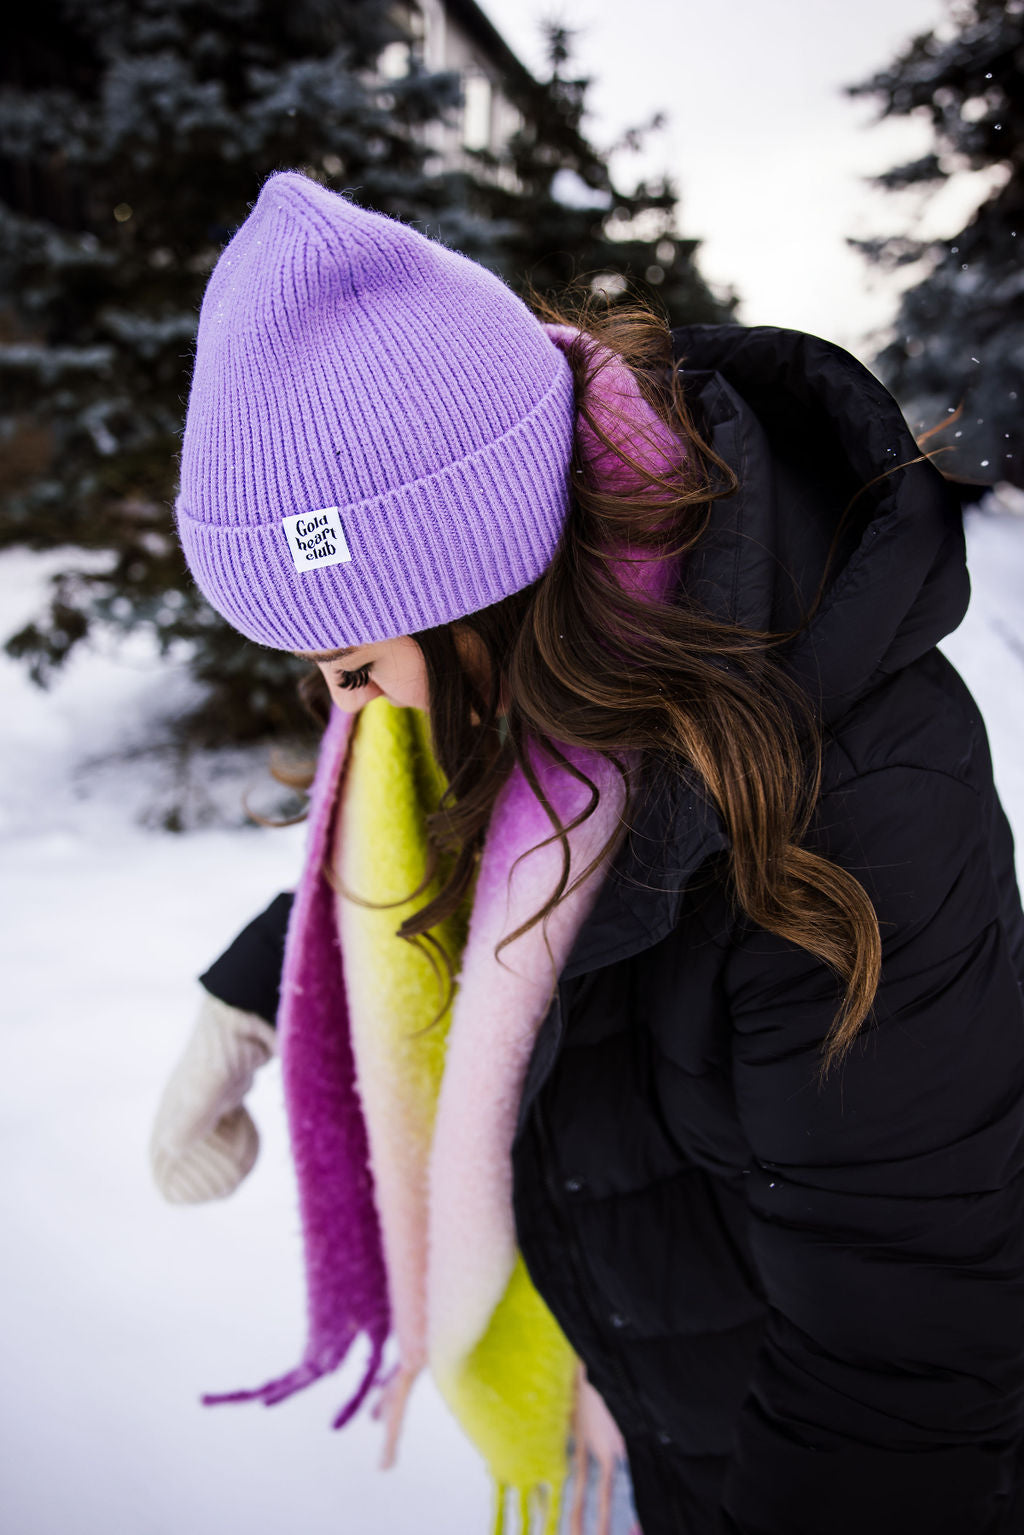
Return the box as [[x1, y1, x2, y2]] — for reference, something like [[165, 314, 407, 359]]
[[670, 323, 971, 725], [555, 324, 972, 985]]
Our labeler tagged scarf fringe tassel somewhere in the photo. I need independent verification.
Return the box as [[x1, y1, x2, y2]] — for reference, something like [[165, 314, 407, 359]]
[[491, 1477, 562, 1535], [200, 1332, 388, 1429]]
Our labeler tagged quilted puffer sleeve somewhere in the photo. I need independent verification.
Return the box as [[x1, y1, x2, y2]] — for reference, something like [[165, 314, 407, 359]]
[[198, 890, 294, 1027], [720, 765, 1024, 1535]]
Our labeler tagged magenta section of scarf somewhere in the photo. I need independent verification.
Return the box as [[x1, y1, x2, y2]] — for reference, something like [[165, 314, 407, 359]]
[[542, 322, 686, 608], [202, 704, 394, 1427]]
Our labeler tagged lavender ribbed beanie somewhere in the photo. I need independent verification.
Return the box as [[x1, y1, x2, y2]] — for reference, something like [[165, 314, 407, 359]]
[[174, 172, 575, 651]]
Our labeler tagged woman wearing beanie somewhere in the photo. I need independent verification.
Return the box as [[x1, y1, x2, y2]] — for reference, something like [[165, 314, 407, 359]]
[[154, 170, 1024, 1535]]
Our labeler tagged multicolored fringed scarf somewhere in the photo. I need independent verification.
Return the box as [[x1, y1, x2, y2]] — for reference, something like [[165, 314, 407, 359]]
[[206, 696, 632, 1529], [202, 324, 685, 1533], [338, 696, 632, 1530]]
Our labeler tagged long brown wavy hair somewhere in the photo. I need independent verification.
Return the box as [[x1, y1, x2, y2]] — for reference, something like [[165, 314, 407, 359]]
[[269, 296, 908, 1080]]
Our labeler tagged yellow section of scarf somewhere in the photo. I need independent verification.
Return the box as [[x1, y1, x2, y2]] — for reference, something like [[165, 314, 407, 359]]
[[335, 696, 577, 1534]]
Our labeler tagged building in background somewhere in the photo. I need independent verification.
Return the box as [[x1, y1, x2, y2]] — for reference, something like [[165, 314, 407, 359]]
[[380, 0, 529, 172]]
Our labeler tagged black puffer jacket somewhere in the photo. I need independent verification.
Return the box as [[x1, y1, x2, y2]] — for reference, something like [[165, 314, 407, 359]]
[[200, 327, 1024, 1535]]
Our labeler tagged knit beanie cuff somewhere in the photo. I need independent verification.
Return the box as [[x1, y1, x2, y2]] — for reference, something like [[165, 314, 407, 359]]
[[175, 356, 573, 652]]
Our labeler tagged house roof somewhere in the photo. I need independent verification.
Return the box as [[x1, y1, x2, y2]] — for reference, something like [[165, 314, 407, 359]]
[[442, 0, 536, 94]]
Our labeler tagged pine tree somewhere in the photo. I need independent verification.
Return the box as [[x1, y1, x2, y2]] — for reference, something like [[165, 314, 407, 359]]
[[457, 23, 737, 326], [845, 0, 1023, 488], [0, 0, 470, 744], [1, 2, 735, 752]]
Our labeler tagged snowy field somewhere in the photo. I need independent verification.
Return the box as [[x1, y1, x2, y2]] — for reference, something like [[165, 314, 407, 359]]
[[1, 502, 1023, 1535]]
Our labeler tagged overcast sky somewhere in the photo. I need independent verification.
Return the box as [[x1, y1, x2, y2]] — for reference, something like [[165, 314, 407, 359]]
[[477, 0, 987, 367]]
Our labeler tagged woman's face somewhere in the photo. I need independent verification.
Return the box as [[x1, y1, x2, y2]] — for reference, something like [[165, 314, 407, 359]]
[[295, 628, 495, 717]]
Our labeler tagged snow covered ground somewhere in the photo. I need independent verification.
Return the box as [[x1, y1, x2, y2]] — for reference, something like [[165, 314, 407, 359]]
[[1, 502, 1023, 1535], [0, 550, 494, 1535]]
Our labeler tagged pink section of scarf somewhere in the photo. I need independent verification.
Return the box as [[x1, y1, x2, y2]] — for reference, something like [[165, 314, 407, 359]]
[[425, 732, 633, 1367]]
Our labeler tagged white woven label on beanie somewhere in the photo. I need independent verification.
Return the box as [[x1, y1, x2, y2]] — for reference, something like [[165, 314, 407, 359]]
[[281, 507, 352, 572]]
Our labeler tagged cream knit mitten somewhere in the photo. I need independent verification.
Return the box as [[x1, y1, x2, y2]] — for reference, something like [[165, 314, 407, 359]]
[[150, 990, 277, 1204]]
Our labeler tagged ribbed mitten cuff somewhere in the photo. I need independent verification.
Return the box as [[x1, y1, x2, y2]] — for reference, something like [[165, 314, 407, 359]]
[[150, 992, 277, 1205]]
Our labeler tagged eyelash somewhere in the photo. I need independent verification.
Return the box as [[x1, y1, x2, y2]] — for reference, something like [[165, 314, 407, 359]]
[[335, 662, 372, 691]]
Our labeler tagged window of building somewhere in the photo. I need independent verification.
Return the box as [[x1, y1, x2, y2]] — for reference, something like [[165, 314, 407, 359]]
[[462, 72, 492, 151], [379, 40, 411, 79]]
